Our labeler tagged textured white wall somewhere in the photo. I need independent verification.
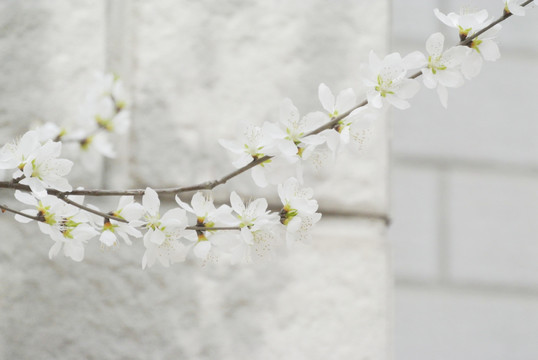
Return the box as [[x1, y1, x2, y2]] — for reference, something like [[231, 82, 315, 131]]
[[391, 0, 538, 359], [0, 1, 391, 359]]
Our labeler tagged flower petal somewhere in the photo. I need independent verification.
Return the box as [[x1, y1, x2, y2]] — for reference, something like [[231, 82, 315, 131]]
[[100, 230, 117, 247], [479, 40, 500, 62], [230, 191, 245, 215], [318, 83, 335, 114], [142, 187, 160, 215], [426, 32, 444, 58], [436, 84, 448, 109], [193, 241, 211, 259], [150, 228, 165, 245], [335, 88, 356, 113]]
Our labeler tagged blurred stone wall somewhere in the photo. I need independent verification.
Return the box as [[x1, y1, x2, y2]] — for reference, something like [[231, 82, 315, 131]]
[[391, 0, 538, 359], [0, 1, 391, 359]]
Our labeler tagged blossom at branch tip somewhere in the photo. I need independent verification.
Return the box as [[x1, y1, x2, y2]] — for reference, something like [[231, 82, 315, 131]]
[[434, 8, 490, 40], [417, 33, 468, 108], [175, 191, 235, 261], [461, 25, 502, 79], [361, 51, 422, 110], [129, 187, 189, 269], [504, 0, 526, 16], [227, 191, 280, 264], [278, 177, 322, 247], [434, 8, 502, 79]]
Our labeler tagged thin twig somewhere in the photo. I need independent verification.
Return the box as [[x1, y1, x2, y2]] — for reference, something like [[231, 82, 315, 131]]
[[56, 194, 128, 223], [461, 0, 535, 46], [0, 201, 240, 231], [186, 226, 240, 231], [0, 204, 42, 222], [305, 100, 369, 136]]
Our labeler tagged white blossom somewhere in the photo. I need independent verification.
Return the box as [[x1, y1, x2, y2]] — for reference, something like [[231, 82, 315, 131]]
[[461, 25, 502, 79], [262, 99, 327, 184], [278, 177, 322, 246], [434, 8, 502, 80], [249, 155, 297, 188], [219, 124, 274, 168], [176, 192, 235, 260], [228, 191, 280, 264], [85, 72, 129, 114], [219, 123, 295, 187], [91, 96, 131, 135], [263, 99, 326, 163], [0, 130, 41, 173], [18, 140, 73, 197], [361, 51, 422, 110], [130, 188, 189, 269], [93, 196, 145, 247], [418, 33, 468, 107], [318, 83, 357, 118], [316, 84, 376, 156], [71, 72, 131, 160], [0, 133, 73, 197], [505, 0, 526, 16], [348, 106, 378, 151], [13, 190, 97, 262], [47, 222, 98, 262], [434, 8, 490, 40], [317, 84, 355, 155], [141, 232, 189, 269], [34, 122, 65, 143]]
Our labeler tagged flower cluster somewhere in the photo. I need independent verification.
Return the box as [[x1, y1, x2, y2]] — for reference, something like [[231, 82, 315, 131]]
[[8, 183, 319, 268], [34, 73, 131, 164], [0, 131, 73, 196], [0, 2, 533, 269]]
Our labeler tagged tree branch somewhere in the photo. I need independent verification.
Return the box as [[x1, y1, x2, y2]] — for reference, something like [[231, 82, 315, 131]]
[[0, 202, 240, 232], [186, 226, 241, 231], [56, 194, 128, 223], [461, 0, 534, 47], [0, 204, 42, 222]]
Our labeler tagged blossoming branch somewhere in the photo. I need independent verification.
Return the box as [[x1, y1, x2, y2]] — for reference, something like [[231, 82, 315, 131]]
[[0, 1, 535, 268]]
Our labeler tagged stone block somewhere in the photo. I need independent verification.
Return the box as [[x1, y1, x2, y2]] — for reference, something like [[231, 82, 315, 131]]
[[389, 164, 440, 281], [395, 286, 538, 360], [392, 0, 441, 44], [447, 169, 538, 287], [392, 54, 538, 166]]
